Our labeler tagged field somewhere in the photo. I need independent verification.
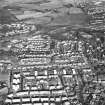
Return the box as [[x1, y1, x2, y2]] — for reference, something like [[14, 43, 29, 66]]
[[0, 0, 90, 26]]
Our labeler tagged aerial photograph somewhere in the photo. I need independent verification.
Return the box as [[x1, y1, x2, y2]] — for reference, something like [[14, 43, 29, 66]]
[[0, 0, 105, 105]]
